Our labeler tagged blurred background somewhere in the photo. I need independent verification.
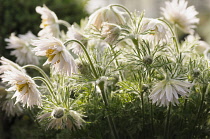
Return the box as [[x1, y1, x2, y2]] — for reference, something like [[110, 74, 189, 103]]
[[0, 0, 210, 138]]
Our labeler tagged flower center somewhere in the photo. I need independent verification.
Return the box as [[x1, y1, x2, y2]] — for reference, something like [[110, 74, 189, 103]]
[[46, 49, 56, 61], [16, 83, 27, 92], [41, 19, 49, 27]]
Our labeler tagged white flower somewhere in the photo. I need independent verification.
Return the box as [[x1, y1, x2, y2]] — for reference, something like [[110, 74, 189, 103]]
[[0, 70, 42, 108], [1, 91, 23, 117], [36, 5, 59, 38], [140, 18, 172, 44], [204, 49, 210, 62], [161, 0, 199, 34], [32, 38, 77, 76], [181, 34, 210, 54], [101, 22, 121, 44], [0, 57, 25, 74], [86, 5, 126, 30], [38, 107, 85, 130], [149, 79, 192, 106], [67, 25, 86, 55], [5, 32, 39, 65]]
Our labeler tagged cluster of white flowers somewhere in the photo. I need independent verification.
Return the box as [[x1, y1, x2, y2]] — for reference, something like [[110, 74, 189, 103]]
[[0, 0, 209, 132]]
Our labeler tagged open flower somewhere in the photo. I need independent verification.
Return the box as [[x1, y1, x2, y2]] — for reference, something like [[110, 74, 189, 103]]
[[0, 70, 42, 108], [149, 79, 192, 106], [0, 57, 25, 74], [5, 32, 39, 65], [32, 38, 77, 76], [38, 106, 85, 130], [161, 0, 199, 34], [36, 5, 59, 38], [140, 18, 172, 44], [86, 5, 126, 30]]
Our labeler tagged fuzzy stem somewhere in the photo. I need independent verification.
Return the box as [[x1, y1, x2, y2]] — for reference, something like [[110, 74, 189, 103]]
[[164, 103, 171, 139], [158, 19, 179, 53], [64, 40, 98, 78], [150, 101, 155, 136], [191, 84, 209, 137], [109, 4, 133, 20], [141, 91, 145, 138], [109, 45, 124, 81], [57, 20, 71, 28], [98, 82, 119, 139], [22, 65, 52, 86], [32, 77, 58, 103]]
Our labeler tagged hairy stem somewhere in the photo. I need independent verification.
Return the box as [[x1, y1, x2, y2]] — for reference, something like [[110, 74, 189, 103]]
[[164, 103, 171, 139], [64, 40, 98, 78]]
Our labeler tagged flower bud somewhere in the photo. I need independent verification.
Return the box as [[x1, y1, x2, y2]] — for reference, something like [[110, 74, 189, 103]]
[[142, 84, 149, 92], [101, 22, 121, 44], [193, 69, 200, 78], [86, 5, 126, 30], [143, 56, 153, 65], [52, 107, 65, 119]]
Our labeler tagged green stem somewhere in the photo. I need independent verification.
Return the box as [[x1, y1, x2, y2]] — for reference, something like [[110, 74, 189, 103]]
[[109, 45, 124, 81], [98, 82, 119, 139], [150, 101, 155, 136], [164, 103, 171, 139], [22, 65, 52, 86], [191, 84, 209, 137], [141, 91, 145, 138], [180, 99, 187, 130], [28, 109, 41, 127], [57, 20, 71, 28], [32, 77, 58, 103], [109, 4, 133, 21], [158, 19, 179, 53], [64, 40, 98, 78]]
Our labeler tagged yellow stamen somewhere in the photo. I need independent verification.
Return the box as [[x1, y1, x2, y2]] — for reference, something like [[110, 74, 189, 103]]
[[16, 83, 27, 92], [41, 19, 49, 27], [46, 49, 56, 61]]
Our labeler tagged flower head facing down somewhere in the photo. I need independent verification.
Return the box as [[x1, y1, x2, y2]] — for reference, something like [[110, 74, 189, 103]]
[[0, 70, 42, 108], [36, 5, 59, 38], [140, 18, 172, 44], [101, 22, 121, 44], [1, 90, 23, 117], [0, 57, 25, 74], [86, 5, 126, 30], [38, 106, 85, 130], [161, 0, 199, 34], [5, 32, 39, 65], [149, 79, 192, 106], [32, 38, 77, 76], [181, 34, 210, 54], [66, 25, 87, 55]]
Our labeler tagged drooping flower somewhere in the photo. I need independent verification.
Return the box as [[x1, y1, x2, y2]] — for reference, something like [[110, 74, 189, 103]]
[[181, 34, 210, 54], [66, 25, 87, 55], [101, 22, 121, 44], [36, 5, 59, 38], [1, 90, 23, 117], [5, 32, 39, 65], [140, 18, 172, 44], [86, 5, 126, 30], [32, 38, 77, 76], [38, 106, 85, 130], [149, 78, 192, 106], [0, 57, 25, 74], [161, 0, 199, 34], [0, 70, 42, 108]]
